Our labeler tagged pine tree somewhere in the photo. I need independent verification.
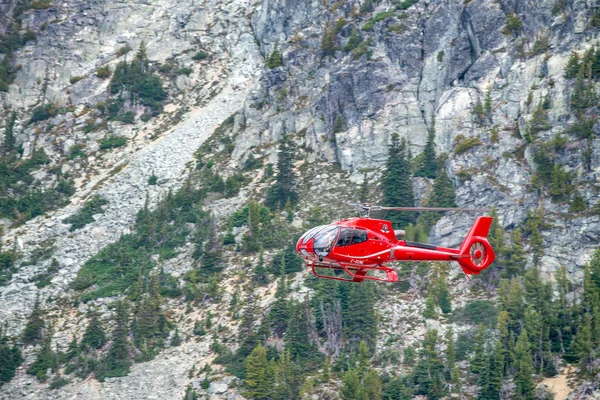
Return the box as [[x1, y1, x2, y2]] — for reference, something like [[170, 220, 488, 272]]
[[343, 28, 362, 52], [321, 23, 337, 56], [344, 282, 377, 350], [444, 326, 456, 379], [503, 229, 526, 279], [496, 311, 511, 375], [514, 330, 536, 400], [564, 51, 580, 79], [2, 112, 16, 153], [284, 301, 316, 360], [573, 314, 596, 376], [253, 250, 268, 285], [102, 301, 131, 379], [471, 325, 486, 374], [0, 334, 23, 385], [269, 274, 290, 337], [570, 69, 596, 115], [414, 128, 437, 179], [413, 330, 444, 400], [238, 289, 258, 358], [382, 134, 415, 228], [21, 297, 44, 345], [245, 344, 268, 399], [341, 369, 361, 400], [363, 369, 383, 400], [27, 333, 57, 381], [66, 335, 78, 360], [420, 170, 456, 229], [81, 313, 107, 350], [265, 135, 298, 209], [423, 294, 437, 319]]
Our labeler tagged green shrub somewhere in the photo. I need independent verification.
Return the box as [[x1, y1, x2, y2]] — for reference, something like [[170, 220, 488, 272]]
[[30, 0, 52, 9], [99, 135, 127, 150], [96, 65, 112, 79], [501, 12, 522, 35], [192, 51, 208, 61], [70, 75, 83, 84], [452, 300, 498, 327], [265, 50, 283, 69], [454, 136, 482, 154], [395, 0, 418, 10], [343, 28, 362, 52], [64, 195, 109, 231], [388, 24, 408, 34], [176, 67, 193, 76], [117, 44, 132, 56], [29, 103, 58, 124], [362, 11, 395, 31], [148, 174, 158, 185], [321, 24, 337, 55]]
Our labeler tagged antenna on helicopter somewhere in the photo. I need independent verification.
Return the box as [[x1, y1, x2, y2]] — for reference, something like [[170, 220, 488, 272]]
[[347, 202, 490, 218]]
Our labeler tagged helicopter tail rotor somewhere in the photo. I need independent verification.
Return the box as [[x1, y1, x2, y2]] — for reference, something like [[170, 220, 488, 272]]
[[456, 217, 495, 274]]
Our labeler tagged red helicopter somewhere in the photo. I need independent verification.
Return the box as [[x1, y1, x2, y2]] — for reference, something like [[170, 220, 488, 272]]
[[296, 203, 495, 283]]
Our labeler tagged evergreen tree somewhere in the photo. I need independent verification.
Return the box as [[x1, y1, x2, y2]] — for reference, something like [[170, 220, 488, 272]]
[[0, 334, 23, 385], [496, 311, 511, 375], [21, 297, 44, 345], [382, 134, 415, 228], [27, 333, 57, 381], [284, 301, 316, 360], [80, 313, 107, 350], [341, 368, 361, 400], [573, 314, 596, 376], [413, 330, 444, 400], [344, 282, 377, 350], [245, 344, 268, 399], [382, 375, 414, 400], [414, 128, 437, 179], [444, 326, 456, 379], [321, 23, 337, 56], [238, 288, 258, 358], [101, 301, 131, 379], [471, 325, 486, 374], [265, 135, 298, 210], [564, 51, 580, 79], [503, 229, 526, 279], [66, 335, 78, 361], [343, 28, 362, 52], [423, 293, 437, 319], [514, 330, 536, 400], [570, 69, 596, 115], [363, 369, 383, 400], [253, 250, 268, 285], [2, 112, 16, 152], [269, 273, 290, 337]]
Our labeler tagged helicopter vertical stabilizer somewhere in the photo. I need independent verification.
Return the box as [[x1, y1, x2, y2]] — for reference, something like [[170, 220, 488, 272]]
[[456, 216, 495, 274]]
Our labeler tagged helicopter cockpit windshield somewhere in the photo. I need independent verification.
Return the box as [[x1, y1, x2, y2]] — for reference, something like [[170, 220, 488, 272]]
[[313, 226, 339, 257]]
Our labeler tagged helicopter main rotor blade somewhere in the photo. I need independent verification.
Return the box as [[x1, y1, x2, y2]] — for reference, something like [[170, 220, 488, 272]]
[[377, 206, 489, 212]]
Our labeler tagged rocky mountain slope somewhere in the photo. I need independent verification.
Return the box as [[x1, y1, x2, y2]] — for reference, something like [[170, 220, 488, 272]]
[[1, 0, 600, 398]]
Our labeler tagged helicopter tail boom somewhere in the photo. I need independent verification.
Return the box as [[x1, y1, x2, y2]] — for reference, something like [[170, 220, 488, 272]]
[[456, 216, 495, 274]]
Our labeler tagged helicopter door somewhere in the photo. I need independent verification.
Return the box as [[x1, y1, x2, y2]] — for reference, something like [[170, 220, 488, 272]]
[[335, 228, 369, 257]]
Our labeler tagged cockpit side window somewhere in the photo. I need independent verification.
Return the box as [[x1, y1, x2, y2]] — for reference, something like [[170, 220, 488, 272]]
[[351, 229, 368, 245], [336, 228, 353, 247]]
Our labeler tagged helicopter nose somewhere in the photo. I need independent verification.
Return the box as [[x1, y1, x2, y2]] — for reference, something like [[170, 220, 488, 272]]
[[296, 236, 314, 259]]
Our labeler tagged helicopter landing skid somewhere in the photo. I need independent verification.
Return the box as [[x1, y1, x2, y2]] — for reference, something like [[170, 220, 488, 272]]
[[309, 262, 398, 283]]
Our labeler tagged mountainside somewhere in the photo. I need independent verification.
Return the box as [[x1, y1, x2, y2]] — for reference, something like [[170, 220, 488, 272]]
[[1, 0, 600, 399]]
